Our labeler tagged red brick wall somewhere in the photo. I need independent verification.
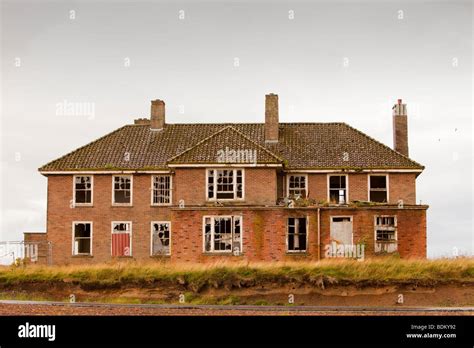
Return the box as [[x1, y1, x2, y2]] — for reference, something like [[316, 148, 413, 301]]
[[174, 168, 277, 206], [388, 173, 417, 205], [45, 171, 424, 264]]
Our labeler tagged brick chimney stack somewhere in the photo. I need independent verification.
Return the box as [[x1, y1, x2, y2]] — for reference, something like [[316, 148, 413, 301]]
[[392, 98, 409, 156], [151, 99, 165, 130], [265, 93, 279, 143]]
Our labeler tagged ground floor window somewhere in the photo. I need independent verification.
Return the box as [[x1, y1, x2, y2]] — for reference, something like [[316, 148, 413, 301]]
[[151, 222, 171, 256], [374, 216, 397, 253], [287, 217, 307, 252], [72, 222, 92, 255], [203, 216, 242, 254], [112, 222, 132, 256]]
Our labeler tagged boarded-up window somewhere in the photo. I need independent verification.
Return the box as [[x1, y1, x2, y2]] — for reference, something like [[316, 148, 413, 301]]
[[74, 176, 92, 204], [329, 175, 347, 204], [369, 175, 387, 202], [73, 222, 91, 255], [287, 217, 307, 252], [204, 216, 242, 253], [152, 176, 171, 205], [112, 222, 131, 256], [151, 222, 170, 255], [113, 176, 132, 204]]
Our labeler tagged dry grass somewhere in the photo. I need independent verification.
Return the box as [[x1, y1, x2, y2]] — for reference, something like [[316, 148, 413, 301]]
[[0, 258, 472, 289]]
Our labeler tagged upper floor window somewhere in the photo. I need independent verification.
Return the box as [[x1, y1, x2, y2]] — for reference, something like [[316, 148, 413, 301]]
[[329, 175, 347, 204], [74, 175, 92, 205], [113, 175, 132, 205], [152, 175, 172, 205], [207, 169, 244, 200], [369, 175, 388, 202], [287, 175, 307, 198]]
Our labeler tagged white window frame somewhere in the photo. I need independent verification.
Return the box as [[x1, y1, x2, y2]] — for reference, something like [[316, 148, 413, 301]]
[[374, 215, 398, 243], [151, 175, 172, 206], [330, 216, 354, 245], [73, 175, 93, 206], [71, 221, 93, 256], [368, 174, 389, 203], [111, 221, 133, 256], [206, 169, 245, 201], [286, 217, 309, 253], [112, 175, 133, 206], [286, 174, 308, 198], [202, 215, 243, 254], [327, 174, 349, 204], [150, 221, 171, 256]]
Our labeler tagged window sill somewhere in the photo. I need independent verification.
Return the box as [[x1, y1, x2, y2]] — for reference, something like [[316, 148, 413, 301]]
[[73, 204, 94, 208], [72, 254, 93, 258], [202, 252, 244, 256], [286, 252, 309, 256], [111, 204, 133, 207], [150, 255, 171, 258]]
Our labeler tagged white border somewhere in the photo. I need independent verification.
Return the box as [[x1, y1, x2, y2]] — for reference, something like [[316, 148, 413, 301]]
[[72, 175, 94, 206], [286, 174, 308, 198], [150, 221, 171, 256], [206, 169, 245, 201], [368, 173, 389, 203], [329, 216, 354, 245], [202, 215, 243, 254], [327, 174, 349, 204], [112, 175, 133, 206], [151, 175, 173, 206], [286, 216, 309, 253], [111, 221, 133, 256], [72, 221, 93, 256]]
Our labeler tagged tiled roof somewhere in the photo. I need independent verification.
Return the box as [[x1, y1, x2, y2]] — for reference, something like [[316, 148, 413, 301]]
[[168, 126, 282, 164], [39, 122, 424, 171]]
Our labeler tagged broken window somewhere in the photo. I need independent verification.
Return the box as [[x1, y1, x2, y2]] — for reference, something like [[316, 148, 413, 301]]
[[288, 175, 307, 198], [112, 222, 132, 256], [151, 222, 170, 256], [152, 175, 171, 205], [329, 175, 347, 204], [113, 175, 132, 204], [74, 176, 92, 204], [375, 216, 397, 253], [204, 216, 242, 253], [73, 222, 92, 255], [369, 175, 388, 202], [207, 169, 243, 200], [287, 217, 307, 252]]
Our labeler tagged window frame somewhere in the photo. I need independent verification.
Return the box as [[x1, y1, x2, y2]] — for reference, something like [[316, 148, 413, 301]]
[[111, 221, 133, 256], [205, 169, 245, 201], [286, 217, 309, 253], [151, 175, 172, 206], [327, 174, 349, 204], [73, 175, 93, 206], [286, 174, 308, 198], [71, 221, 93, 256], [374, 215, 398, 244], [150, 221, 172, 256], [368, 174, 389, 203], [112, 175, 133, 206], [202, 215, 243, 254]]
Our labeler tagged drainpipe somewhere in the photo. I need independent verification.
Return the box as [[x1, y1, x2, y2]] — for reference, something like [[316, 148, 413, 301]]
[[317, 207, 321, 261]]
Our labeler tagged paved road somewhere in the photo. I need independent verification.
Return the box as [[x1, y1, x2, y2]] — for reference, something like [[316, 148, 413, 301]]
[[0, 300, 473, 316]]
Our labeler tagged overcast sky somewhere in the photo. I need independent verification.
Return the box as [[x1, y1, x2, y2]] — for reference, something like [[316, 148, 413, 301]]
[[1, 0, 472, 259]]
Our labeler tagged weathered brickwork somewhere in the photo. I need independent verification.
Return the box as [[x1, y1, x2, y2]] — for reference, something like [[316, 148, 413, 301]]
[[45, 169, 426, 264]]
